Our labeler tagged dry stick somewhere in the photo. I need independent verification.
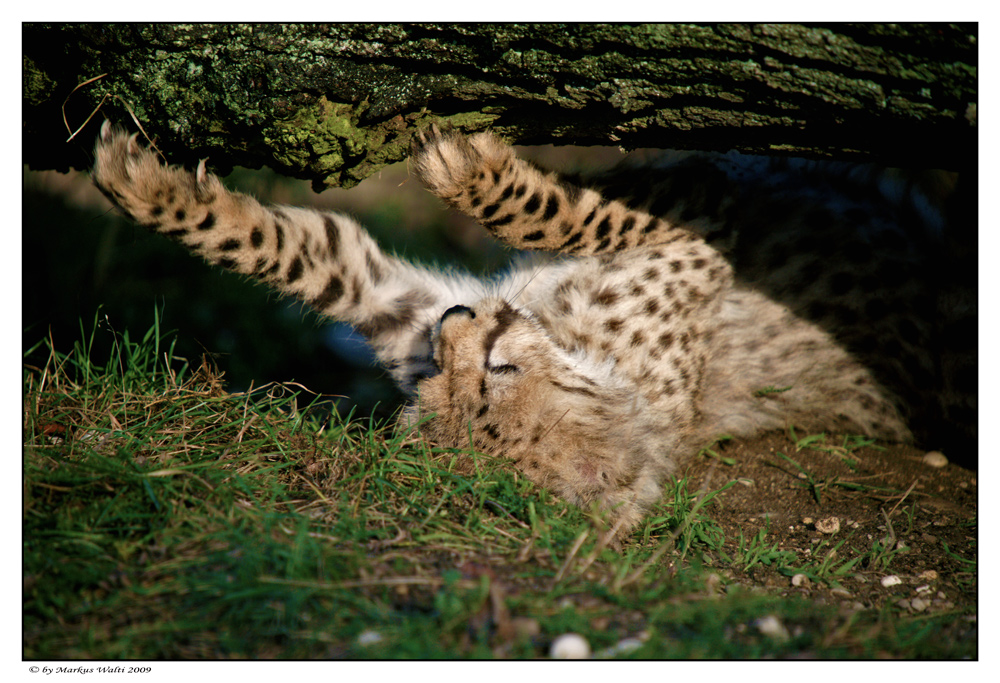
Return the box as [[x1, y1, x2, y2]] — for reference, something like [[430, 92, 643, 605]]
[[879, 509, 897, 550], [552, 528, 591, 583], [62, 74, 168, 162], [885, 479, 919, 519], [62, 73, 108, 142], [572, 512, 629, 578]]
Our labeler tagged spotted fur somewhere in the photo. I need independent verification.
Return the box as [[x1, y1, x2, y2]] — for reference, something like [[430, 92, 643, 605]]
[[91, 121, 974, 543]]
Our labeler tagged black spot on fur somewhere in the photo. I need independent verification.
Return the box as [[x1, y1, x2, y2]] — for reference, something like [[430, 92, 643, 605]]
[[483, 213, 514, 229], [542, 193, 560, 221], [619, 216, 636, 237], [366, 251, 385, 285], [275, 223, 285, 252], [591, 287, 619, 307], [560, 232, 583, 250], [524, 193, 541, 215], [311, 275, 345, 310], [482, 302, 518, 358], [286, 257, 303, 283], [197, 212, 216, 231], [551, 381, 599, 398], [595, 215, 612, 241]]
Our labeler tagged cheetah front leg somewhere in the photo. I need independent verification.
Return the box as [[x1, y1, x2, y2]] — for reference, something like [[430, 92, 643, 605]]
[[410, 125, 721, 264], [92, 122, 480, 393]]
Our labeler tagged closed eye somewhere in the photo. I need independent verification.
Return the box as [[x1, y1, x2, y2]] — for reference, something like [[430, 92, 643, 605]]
[[486, 363, 520, 374]]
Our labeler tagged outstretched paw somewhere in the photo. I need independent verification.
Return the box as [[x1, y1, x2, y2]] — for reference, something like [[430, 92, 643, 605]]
[[92, 120, 221, 226], [409, 124, 514, 202]]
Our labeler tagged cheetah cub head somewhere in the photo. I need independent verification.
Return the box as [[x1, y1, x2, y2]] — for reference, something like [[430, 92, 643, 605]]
[[403, 297, 675, 538]]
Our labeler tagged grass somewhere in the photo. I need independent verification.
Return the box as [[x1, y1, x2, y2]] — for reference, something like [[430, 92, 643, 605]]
[[23, 312, 977, 659]]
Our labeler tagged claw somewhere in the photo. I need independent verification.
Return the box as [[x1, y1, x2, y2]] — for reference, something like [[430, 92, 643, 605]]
[[100, 119, 113, 141], [196, 159, 208, 185], [126, 132, 141, 156]]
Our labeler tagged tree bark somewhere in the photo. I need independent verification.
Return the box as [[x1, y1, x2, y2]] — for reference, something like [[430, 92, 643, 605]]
[[24, 23, 977, 189]]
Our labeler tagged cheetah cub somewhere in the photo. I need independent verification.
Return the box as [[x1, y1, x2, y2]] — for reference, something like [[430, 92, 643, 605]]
[[92, 121, 970, 542]]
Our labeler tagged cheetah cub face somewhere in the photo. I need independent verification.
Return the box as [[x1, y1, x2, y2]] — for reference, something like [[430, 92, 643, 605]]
[[407, 297, 673, 536]]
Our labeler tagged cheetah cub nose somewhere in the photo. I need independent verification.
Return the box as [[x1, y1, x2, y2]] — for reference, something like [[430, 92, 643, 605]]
[[440, 305, 475, 322]]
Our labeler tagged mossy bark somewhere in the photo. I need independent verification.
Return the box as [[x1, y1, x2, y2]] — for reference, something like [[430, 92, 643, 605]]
[[24, 23, 976, 189]]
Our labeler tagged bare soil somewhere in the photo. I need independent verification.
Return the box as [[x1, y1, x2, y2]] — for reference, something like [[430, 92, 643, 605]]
[[685, 432, 978, 614]]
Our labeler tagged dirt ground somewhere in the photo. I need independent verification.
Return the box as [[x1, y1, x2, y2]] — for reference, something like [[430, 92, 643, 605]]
[[684, 432, 978, 615]]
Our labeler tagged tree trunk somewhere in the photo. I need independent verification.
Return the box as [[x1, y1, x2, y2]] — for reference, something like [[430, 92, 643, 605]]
[[24, 23, 977, 189]]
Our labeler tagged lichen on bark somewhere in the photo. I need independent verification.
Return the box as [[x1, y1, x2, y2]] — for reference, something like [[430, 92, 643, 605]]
[[23, 23, 977, 184]]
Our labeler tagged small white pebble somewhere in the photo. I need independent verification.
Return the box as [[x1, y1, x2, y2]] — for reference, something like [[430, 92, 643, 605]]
[[911, 597, 930, 612], [830, 588, 853, 599], [356, 630, 383, 646], [754, 615, 790, 641], [802, 517, 814, 525], [816, 517, 841, 534], [923, 451, 948, 468], [919, 570, 939, 581], [550, 633, 591, 659], [881, 575, 903, 588], [791, 573, 810, 587], [915, 584, 932, 594]]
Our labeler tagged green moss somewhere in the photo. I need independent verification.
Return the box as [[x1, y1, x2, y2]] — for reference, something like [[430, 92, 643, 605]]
[[268, 98, 499, 189], [23, 55, 57, 107]]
